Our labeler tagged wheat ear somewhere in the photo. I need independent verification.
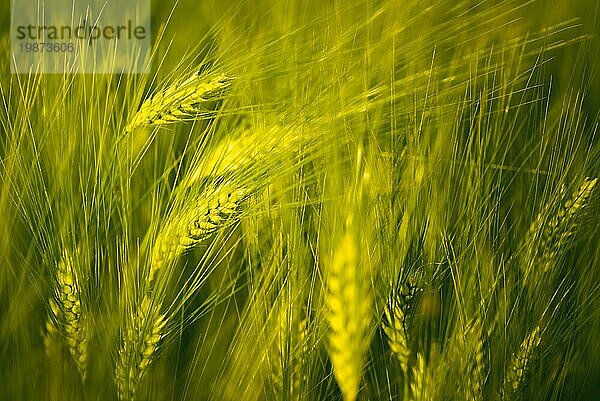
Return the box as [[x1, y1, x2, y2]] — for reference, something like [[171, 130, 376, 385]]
[[115, 293, 166, 401], [538, 177, 596, 270], [44, 249, 88, 380], [149, 184, 246, 282], [523, 177, 597, 282], [326, 232, 372, 401], [383, 281, 421, 375], [125, 72, 234, 132], [501, 326, 542, 400], [183, 124, 306, 187]]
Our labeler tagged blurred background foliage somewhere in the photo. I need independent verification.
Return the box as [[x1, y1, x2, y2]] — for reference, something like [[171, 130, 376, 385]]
[[148, 0, 600, 112]]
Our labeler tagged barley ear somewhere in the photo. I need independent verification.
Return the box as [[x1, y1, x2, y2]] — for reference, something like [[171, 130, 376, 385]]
[[383, 281, 421, 375], [42, 302, 63, 360], [125, 72, 234, 133], [116, 294, 166, 401], [539, 177, 597, 272], [326, 231, 372, 401], [45, 249, 88, 380], [501, 326, 542, 400], [149, 184, 246, 282], [466, 318, 485, 401], [269, 306, 309, 401], [522, 177, 597, 284], [383, 303, 410, 375]]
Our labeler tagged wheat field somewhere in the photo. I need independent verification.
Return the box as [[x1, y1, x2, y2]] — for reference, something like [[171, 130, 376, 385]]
[[1, 0, 600, 400]]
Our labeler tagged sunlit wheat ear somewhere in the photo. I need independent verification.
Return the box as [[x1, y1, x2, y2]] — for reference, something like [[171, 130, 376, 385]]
[[501, 326, 542, 400], [116, 293, 166, 401], [523, 177, 597, 282], [125, 72, 234, 132], [183, 124, 304, 187], [383, 281, 422, 375], [410, 353, 432, 401], [149, 183, 246, 282], [44, 249, 88, 380], [326, 231, 372, 401]]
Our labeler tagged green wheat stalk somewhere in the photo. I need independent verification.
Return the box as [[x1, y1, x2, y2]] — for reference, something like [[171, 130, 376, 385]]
[[383, 280, 421, 375]]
